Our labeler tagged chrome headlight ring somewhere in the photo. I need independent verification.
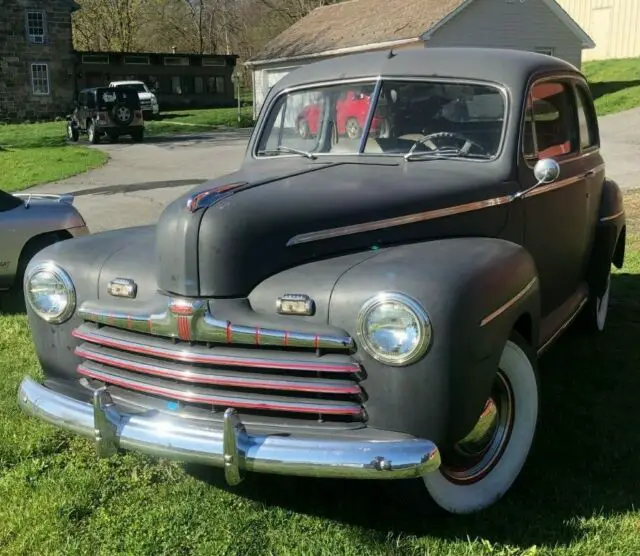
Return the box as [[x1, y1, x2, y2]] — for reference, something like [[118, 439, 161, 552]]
[[24, 261, 76, 324], [356, 292, 432, 366]]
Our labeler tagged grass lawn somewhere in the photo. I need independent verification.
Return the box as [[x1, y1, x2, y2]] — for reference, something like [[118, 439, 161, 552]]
[[584, 57, 640, 116], [0, 122, 107, 193], [1, 193, 640, 554]]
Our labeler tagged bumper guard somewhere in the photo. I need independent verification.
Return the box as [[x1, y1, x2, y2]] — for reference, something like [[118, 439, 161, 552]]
[[18, 377, 441, 484]]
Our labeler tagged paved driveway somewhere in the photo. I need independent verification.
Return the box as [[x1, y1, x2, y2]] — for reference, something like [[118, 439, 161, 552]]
[[30, 129, 251, 232], [28, 110, 640, 233]]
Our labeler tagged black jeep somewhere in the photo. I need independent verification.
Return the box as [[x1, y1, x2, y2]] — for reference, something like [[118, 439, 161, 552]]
[[67, 86, 145, 144]]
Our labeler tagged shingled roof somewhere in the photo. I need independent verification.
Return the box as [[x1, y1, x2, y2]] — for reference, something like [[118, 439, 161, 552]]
[[246, 0, 467, 64], [246, 0, 594, 66]]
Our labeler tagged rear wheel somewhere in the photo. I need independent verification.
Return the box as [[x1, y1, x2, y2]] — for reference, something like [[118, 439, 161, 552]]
[[422, 332, 539, 514], [67, 122, 79, 142], [345, 117, 361, 139], [581, 269, 611, 332]]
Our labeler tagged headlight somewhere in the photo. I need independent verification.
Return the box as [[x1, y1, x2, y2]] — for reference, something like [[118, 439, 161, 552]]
[[357, 292, 432, 366], [25, 262, 76, 323]]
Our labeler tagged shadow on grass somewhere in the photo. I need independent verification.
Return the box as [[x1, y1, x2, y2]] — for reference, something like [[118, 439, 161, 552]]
[[590, 80, 640, 101], [186, 271, 640, 549]]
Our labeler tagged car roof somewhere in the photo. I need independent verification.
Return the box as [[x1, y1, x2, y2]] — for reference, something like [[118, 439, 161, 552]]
[[269, 47, 583, 96]]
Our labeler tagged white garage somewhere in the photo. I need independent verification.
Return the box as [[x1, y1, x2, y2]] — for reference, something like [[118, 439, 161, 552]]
[[245, 0, 595, 118]]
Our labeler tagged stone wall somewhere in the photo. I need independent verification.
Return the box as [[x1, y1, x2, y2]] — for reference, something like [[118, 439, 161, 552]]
[[0, 1, 76, 123]]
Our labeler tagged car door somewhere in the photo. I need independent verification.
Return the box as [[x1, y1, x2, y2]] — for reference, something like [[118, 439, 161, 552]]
[[517, 76, 591, 318]]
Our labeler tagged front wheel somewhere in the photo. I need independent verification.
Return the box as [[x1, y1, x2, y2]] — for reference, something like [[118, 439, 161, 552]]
[[422, 332, 539, 514], [88, 121, 100, 144]]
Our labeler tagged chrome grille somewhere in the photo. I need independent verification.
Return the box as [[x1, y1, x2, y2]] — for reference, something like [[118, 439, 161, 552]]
[[72, 322, 366, 422]]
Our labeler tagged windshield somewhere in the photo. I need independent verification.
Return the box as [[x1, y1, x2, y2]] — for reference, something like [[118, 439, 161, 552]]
[[256, 79, 506, 160], [117, 83, 147, 93]]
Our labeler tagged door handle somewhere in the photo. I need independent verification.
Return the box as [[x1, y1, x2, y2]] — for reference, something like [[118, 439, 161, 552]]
[[583, 169, 596, 178]]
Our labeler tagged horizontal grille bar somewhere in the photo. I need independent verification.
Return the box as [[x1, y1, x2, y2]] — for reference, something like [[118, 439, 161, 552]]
[[76, 344, 362, 395], [77, 299, 355, 351], [78, 362, 365, 417], [72, 325, 361, 374]]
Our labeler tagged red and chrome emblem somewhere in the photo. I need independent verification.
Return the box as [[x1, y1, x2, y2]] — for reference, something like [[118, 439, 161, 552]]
[[168, 298, 206, 341]]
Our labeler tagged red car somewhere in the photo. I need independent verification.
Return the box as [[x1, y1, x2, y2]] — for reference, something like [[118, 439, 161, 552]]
[[297, 89, 388, 139]]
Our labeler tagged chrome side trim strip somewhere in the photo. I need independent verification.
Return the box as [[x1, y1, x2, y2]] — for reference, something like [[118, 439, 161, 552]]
[[78, 300, 355, 351], [286, 162, 605, 246], [75, 344, 363, 395], [18, 376, 441, 481], [537, 292, 589, 356], [286, 195, 513, 246], [78, 363, 365, 417], [600, 210, 624, 223], [480, 277, 537, 327]]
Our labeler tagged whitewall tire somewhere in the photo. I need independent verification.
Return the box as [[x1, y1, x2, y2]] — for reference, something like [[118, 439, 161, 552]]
[[422, 333, 539, 514]]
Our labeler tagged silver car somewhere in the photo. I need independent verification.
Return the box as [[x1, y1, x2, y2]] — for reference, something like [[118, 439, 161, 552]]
[[0, 190, 89, 300]]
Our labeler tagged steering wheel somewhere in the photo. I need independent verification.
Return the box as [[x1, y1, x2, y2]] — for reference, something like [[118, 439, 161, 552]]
[[409, 131, 487, 156]]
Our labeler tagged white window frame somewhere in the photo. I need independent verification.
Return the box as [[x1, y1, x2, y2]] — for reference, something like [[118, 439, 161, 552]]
[[26, 10, 47, 44], [31, 63, 50, 95]]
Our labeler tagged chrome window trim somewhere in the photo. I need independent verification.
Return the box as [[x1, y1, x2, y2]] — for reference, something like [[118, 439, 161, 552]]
[[519, 72, 599, 172], [252, 75, 510, 163]]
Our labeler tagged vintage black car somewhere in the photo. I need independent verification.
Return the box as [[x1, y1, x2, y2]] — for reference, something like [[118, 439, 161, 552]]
[[67, 86, 145, 144], [19, 48, 625, 514]]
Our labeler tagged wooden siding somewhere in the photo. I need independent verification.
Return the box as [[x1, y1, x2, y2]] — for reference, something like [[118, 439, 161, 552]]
[[428, 0, 583, 68], [557, 0, 640, 60]]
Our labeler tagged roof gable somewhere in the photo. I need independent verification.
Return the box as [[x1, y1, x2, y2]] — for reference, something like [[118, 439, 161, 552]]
[[247, 0, 594, 66]]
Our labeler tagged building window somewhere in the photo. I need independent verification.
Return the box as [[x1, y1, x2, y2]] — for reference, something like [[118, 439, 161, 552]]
[[82, 54, 110, 64], [171, 76, 182, 94], [534, 47, 555, 56], [31, 63, 50, 95], [216, 76, 225, 94], [26, 10, 46, 44], [195, 76, 204, 94], [164, 56, 189, 66], [202, 57, 225, 67], [124, 55, 150, 65]]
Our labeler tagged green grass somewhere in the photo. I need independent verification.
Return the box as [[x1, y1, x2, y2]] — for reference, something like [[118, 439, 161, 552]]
[[145, 105, 254, 136], [0, 121, 108, 193], [584, 57, 640, 115], [1, 193, 640, 554]]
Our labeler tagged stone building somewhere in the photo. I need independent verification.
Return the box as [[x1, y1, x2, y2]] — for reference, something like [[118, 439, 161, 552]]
[[0, 0, 78, 122]]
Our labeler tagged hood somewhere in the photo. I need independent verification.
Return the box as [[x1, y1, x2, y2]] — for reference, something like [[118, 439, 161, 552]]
[[138, 91, 155, 100], [156, 159, 513, 298]]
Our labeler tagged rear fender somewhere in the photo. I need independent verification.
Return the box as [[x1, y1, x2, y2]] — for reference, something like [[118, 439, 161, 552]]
[[329, 237, 540, 446], [587, 178, 626, 297]]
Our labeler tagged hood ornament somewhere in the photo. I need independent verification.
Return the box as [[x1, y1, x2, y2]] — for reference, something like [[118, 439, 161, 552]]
[[186, 182, 248, 212]]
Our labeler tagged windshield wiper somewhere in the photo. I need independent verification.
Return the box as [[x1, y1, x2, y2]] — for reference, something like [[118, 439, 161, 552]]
[[258, 145, 317, 160]]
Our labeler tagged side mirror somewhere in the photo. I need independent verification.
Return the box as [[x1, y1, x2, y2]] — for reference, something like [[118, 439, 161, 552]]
[[533, 158, 560, 185]]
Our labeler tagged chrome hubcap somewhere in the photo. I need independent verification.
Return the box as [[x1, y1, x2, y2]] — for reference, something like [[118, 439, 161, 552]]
[[440, 371, 514, 484]]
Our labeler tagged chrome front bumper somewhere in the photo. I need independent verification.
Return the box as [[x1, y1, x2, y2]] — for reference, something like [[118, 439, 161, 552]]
[[17, 377, 441, 484]]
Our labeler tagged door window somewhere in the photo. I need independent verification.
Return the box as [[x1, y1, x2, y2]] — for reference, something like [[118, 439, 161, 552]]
[[527, 81, 578, 159], [575, 84, 598, 150]]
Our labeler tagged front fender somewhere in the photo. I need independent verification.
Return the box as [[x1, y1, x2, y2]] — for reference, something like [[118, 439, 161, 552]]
[[329, 237, 540, 446]]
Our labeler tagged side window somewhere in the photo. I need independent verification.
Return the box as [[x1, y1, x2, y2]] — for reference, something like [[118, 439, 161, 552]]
[[575, 84, 598, 149], [528, 81, 578, 159]]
